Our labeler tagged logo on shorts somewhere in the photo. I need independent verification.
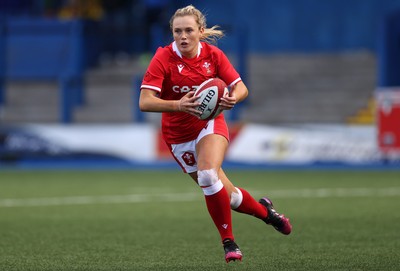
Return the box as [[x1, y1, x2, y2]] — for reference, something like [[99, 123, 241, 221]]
[[182, 152, 196, 166]]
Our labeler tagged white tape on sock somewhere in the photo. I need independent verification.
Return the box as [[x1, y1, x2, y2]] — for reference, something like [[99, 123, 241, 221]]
[[230, 187, 243, 209]]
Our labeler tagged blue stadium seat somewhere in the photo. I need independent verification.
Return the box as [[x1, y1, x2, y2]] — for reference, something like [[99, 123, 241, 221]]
[[0, 18, 86, 123]]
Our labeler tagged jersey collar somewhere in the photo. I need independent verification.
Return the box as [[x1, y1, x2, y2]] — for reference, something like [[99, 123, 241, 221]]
[[172, 41, 202, 58]]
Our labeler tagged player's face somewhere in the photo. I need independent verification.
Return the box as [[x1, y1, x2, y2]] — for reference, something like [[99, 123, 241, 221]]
[[172, 15, 204, 58]]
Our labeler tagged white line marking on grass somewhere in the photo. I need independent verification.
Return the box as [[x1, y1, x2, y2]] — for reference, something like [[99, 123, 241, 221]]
[[0, 193, 201, 208], [0, 187, 399, 208]]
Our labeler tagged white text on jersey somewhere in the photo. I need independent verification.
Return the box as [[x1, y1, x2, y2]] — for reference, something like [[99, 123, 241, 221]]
[[172, 85, 199, 93]]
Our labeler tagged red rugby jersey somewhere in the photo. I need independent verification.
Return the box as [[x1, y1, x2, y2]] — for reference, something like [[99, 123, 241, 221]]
[[140, 41, 241, 144]]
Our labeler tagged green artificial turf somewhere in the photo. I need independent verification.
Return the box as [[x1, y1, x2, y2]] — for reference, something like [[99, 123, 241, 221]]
[[0, 170, 399, 270]]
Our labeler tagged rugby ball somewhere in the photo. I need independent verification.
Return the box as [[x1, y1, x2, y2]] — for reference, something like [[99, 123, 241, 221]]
[[194, 78, 229, 120]]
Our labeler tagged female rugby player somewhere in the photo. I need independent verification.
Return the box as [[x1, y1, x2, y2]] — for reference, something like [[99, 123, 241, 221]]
[[139, 5, 291, 263]]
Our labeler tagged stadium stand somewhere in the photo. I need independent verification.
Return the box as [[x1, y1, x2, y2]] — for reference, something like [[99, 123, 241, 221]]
[[241, 52, 377, 124], [1, 0, 399, 125], [0, 51, 377, 125], [347, 97, 376, 125], [74, 57, 145, 123], [0, 18, 87, 123]]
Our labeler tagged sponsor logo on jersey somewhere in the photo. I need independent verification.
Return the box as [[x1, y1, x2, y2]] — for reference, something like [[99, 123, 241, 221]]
[[172, 85, 199, 93]]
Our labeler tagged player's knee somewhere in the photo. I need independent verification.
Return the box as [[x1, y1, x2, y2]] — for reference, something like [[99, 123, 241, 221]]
[[198, 169, 223, 196], [197, 169, 218, 187]]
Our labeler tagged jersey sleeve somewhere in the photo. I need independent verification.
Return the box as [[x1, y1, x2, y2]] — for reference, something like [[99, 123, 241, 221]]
[[140, 48, 167, 92], [216, 49, 242, 87]]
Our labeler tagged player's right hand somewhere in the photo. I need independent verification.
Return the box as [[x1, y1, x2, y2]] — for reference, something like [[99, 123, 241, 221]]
[[176, 91, 202, 117]]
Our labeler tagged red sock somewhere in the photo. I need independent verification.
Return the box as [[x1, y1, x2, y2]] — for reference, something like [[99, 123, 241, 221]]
[[234, 187, 268, 219], [204, 186, 234, 242]]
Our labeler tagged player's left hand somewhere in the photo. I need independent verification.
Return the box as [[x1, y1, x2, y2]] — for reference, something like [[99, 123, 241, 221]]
[[219, 90, 236, 110]]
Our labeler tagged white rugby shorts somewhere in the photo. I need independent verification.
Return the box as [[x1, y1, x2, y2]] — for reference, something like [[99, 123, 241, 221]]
[[166, 117, 229, 173]]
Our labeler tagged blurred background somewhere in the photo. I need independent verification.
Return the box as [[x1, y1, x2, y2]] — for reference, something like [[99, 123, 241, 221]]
[[1, 0, 400, 168]]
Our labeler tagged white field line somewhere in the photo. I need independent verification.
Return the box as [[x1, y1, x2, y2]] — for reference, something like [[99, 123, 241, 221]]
[[0, 187, 400, 208]]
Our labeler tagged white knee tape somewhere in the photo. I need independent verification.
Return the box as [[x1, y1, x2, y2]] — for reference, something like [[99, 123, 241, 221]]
[[230, 187, 243, 209], [202, 180, 223, 196], [198, 169, 222, 196], [197, 169, 218, 187]]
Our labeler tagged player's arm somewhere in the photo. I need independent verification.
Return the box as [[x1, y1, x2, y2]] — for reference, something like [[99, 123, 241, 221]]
[[139, 88, 201, 116], [216, 48, 249, 110]]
